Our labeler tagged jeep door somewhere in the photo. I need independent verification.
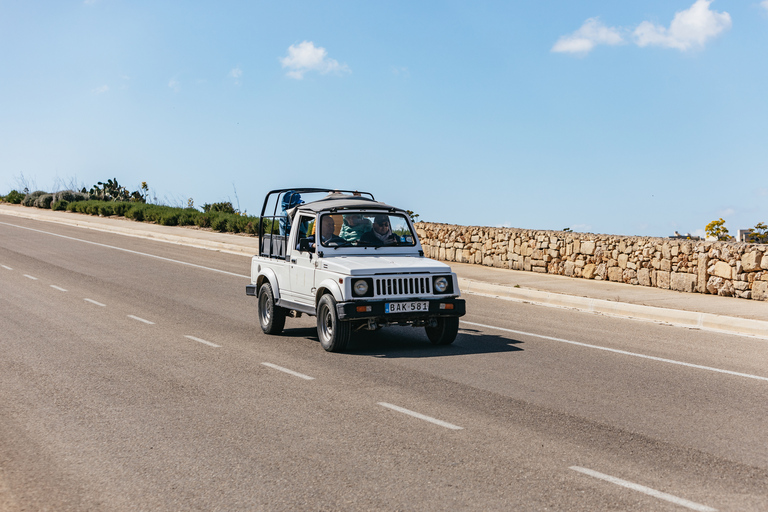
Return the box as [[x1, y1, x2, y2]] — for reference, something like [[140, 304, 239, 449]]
[[289, 213, 316, 305]]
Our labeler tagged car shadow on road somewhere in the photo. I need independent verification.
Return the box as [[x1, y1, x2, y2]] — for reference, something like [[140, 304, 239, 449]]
[[280, 325, 524, 358]]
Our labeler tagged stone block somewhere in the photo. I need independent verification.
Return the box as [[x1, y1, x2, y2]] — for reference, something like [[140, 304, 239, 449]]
[[741, 251, 761, 271], [657, 270, 670, 290], [753, 281, 768, 301], [582, 263, 596, 279], [581, 241, 595, 255], [618, 254, 629, 269], [707, 276, 734, 297], [608, 267, 623, 282], [697, 253, 709, 293], [710, 261, 733, 279], [670, 272, 697, 293], [564, 260, 575, 277], [762, 254, 768, 270], [638, 268, 651, 287]]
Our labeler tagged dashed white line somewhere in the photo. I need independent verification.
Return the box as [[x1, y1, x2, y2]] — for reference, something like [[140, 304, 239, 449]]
[[377, 402, 464, 430], [50, 285, 67, 292], [464, 321, 768, 383], [84, 298, 106, 307], [570, 466, 717, 512], [127, 315, 155, 325], [1, 265, 12, 270], [261, 362, 315, 380], [23, 274, 38, 280], [184, 335, 221, 348]]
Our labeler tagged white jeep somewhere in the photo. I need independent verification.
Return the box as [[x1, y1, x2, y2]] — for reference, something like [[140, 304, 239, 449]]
[[246, 188, 466, 352]]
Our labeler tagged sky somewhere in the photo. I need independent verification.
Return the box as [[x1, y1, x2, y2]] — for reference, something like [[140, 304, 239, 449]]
[[1, 0, 767, 237]]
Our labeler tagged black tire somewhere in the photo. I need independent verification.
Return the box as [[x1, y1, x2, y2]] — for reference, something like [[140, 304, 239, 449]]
[[425, 317, 459, 345], [258, 283, 286, 335], [316, 294, 351, 352]]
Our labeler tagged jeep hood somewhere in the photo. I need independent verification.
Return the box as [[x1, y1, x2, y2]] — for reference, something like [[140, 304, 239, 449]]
[[319, 255, 453, 276]]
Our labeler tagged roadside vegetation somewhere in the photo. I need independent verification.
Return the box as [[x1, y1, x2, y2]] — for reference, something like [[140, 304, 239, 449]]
[[0, 178, 262, 236]]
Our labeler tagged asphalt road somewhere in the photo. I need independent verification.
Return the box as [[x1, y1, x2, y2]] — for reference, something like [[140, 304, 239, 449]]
[[1, 217, 766, 511]]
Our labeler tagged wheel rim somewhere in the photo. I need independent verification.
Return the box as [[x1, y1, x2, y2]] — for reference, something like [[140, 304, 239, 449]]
[[259, 293, 271, 325], [320, 304, 333, 342]]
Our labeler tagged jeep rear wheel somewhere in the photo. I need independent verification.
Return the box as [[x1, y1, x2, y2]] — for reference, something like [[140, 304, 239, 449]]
[[425, 317, 459, 345], [317, 294, 350, 352], [258, 283, 286, 335]]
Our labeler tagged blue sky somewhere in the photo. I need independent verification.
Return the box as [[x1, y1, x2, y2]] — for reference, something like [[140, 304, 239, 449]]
[[2, 0, 766, 237]]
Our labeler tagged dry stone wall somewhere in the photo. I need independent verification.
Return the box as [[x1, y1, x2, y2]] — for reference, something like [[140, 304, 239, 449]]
[[415, 223, 768, 301]]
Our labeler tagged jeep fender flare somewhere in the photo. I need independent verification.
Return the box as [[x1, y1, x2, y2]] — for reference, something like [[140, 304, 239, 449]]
[[315, 277, 343, 304], [257, 268, 281, 301]]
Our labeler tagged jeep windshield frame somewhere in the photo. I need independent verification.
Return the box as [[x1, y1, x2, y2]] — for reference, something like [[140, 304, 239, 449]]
[[319, 211, 417, 249]]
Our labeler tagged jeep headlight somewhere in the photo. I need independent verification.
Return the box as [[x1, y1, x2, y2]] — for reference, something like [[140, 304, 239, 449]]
[[433, 276, 449, 293], [353, 279, 369, 296]]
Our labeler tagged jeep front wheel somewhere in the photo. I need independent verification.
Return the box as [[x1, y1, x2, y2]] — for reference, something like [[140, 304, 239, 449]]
[[317, 294, 350, 352], [425, 317, 459, 345], [258, 283, 286, 335]]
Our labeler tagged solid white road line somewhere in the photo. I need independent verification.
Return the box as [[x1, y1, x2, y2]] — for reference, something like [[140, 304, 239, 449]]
[[50, 285, 67, 292], [463, 321, 768, 383], [1, 265, 12, 270], [23, 274, 38, 280], [0, 222, 249, 278], [570, 466, 717, 512], [84, 298, 106, 307], [261, 362, 315, 380], [127, 315, 155, 325], [377, 402, 464, 430], [184, 335, 221, 348]]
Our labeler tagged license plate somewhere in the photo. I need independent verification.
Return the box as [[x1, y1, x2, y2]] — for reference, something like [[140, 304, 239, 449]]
[[385, 301, 429, 313]]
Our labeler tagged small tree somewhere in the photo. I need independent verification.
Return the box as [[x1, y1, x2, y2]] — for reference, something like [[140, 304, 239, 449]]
[[705, 218, 731, 241], [747, 222, 768, 243]]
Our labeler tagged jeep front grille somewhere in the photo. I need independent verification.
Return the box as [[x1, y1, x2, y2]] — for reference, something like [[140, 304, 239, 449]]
[[375, 276, 431, 297]]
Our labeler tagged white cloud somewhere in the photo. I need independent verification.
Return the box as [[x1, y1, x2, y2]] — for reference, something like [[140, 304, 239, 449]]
[[91, 85, 109, 94], [633, 0, 731, 51], [719, 208, 735, 217], [763, 1, 768, 13], [552, 18, 624, 55], [280, 41, 350, 79], [229, 67, 243, 85], [168, 79, 180, 92]]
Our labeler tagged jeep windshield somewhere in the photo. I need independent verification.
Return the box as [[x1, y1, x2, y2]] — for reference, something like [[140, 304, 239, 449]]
[[319, 212, 416, 248]]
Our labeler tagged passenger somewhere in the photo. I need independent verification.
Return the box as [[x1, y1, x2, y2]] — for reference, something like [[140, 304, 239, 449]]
[[339, 213, 372, 242], [279, 190, 303, 235], [361, 215, 398, 246], [305, 215, 344, 247]]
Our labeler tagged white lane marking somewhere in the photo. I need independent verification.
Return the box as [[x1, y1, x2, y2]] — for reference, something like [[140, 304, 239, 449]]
[[1, 265, 12, 270], [84, 298, 106, 307], [23, 274, 38, 280], [463, 321, 768, 383], [378, 402, 464, 430], [570, 466, 717, 512], [261, 362, 315, 380], [127, 315, 155, 325], [50, 285, 68, 292], [0, 222, 249, 279], [184, 335, 221, 348]]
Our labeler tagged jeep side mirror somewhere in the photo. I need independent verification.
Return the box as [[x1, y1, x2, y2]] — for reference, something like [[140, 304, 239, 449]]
[[299, 238, 313, 252]]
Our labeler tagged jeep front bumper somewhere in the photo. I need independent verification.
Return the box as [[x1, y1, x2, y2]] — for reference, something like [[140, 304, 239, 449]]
[[336, 298, 465, 321]]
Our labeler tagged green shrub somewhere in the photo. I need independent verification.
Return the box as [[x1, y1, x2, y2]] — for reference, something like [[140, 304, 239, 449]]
[[159, 211, 179, 226], [178, 209, 200, 226], [202, 201, 236, 214], [4, 190, 25, 204], [51, 200, 69, 211], [34, 194, 54, 209], [22, 191, 47, 207], [211, 214, 229, 232]]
